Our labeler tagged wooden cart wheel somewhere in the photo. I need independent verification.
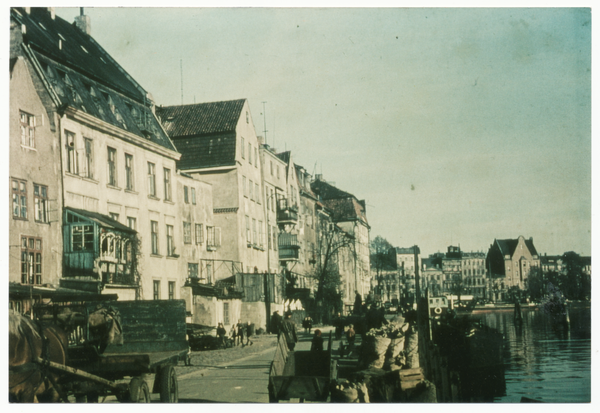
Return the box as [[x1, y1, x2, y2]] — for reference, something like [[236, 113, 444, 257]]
[[129, 377, 150, 403], [159, 365, 178, 403]]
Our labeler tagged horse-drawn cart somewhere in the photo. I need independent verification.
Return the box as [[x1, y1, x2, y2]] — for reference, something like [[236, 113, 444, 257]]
[[268, 332, 338, 402], [31, 299, 189, 403]]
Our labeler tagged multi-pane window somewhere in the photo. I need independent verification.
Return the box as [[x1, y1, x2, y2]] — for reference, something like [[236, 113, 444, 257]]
[[184, 186, 189, 203], [241, 137, 245, 158], [109, 213, 119, 222], [259, 220, 264, 248], [207, 226, 220, 247], [168, 281, 175, 300], [183, 222, 192, 244], [21, 236, 42, 285], [84, 138, 94, 178], [125, 154, 134, 190], [153, 280, 160, 300], [72, 225, 94, 251], [66, 131, 78, 174], [148, 162, 156, 197], [34, 184, 48, 223], [107, 147, 117, 186], [195, 223, 203, 244], [151, 220, 159, 254], [254, 147, 258, 167], [270, 161, 274, 176], [20, 111, 36, 147], [191, 187, 196, 205], [277, 165, 280, 179], [248, 143, 252, 164], [166, 224, 174, 256], [242, 176, 247, 197], [127, 216, 137, 230], [252, 218, 257, 245], [164, 168, 172, 201], [12, 179, 27, 219], [188, 263, 199, 278], [223, 302, 230, 325], [249, 180, 254, 201], [255, 183, 260, 204]]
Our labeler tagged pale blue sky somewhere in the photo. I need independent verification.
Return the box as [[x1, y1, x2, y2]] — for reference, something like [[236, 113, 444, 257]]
[[53, 6, 591, 256]]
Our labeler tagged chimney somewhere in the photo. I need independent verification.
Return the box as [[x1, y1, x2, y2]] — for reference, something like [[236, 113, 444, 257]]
[[75, 7, 91, 35], [257, 135, 264, 145], [48, 7, 55, 19]]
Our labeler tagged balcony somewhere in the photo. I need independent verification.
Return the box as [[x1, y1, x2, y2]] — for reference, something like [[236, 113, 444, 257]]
[[278, 233, 300, 261], [277, 199, 298, 225]]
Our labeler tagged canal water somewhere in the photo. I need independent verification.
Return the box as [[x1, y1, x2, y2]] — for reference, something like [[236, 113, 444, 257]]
[[471, 304, 591, 403]]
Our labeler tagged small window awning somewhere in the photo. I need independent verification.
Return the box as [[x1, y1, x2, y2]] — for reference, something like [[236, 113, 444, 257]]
[[65, 207, 136, 234]]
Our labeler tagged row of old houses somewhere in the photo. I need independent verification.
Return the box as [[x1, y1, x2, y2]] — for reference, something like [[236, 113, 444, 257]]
[[9, 7, 370, 331], [373, 236, 590, 304]]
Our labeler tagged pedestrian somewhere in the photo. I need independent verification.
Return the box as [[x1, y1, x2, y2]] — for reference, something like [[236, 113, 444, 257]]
[[311, 329, 323, 351], [280, 312, 298, 351], [245, 321, 254, 346], [271, 311, 282, 335], [229, 324, 237, 344], [353, 291, 362, 315], [346, 324, 356, 354], [216, 322, 227, 347], [333, 312, 344, 340], [302, 315, 313, 334], [236, 319, 245, 346]]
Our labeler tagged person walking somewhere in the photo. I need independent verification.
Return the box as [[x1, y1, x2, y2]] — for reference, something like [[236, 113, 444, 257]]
[[271, 311, 282, 335], [333, 312, 344, 340], [216, 322, 227, 347], [236, 319, 245, 346], [280, 313, 298, 351], [302, 315, 313, 334], [346, 324, 356, 355], [311, 329, 324, 351], [245, 321, 254, 346]]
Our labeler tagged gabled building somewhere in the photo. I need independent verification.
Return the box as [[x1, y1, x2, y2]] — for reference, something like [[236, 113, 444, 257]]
[[11, 7, 184, 300], [9, 47, 63, 312], [486, 236, 541, 299], [311, 177, 371, 304]]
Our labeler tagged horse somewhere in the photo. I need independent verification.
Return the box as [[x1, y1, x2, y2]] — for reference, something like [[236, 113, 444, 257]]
[[9, 311, 69, 403]]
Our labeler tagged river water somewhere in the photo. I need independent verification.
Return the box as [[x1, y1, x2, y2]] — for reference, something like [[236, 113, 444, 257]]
[[471, 304, 591, 403]]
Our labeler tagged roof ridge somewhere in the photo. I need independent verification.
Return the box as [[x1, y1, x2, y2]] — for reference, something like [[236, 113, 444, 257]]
[[160, 98, 246, 109]]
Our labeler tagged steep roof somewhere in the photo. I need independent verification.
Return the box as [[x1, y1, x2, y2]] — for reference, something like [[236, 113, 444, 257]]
[[311, 178, 353, 200], [311, 178, 368, 225], [495, 237, 539, 258], [12, 7, 177, 152], [395, 246, 421, 255], [157, 99, 245, 138]]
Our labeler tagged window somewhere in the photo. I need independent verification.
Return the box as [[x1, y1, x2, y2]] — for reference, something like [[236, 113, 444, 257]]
[[72, 225, 94, 251], [276, 165, 280, 179], [148, 162, 156, 197], [243, 176, 247, 197], [252, 218, 257, 245], [191, 187, 196, 205], [12, 179, 27, 219], [223, 302, 230, 325], [107, 147, 117, 186], [168, 281, 175, 300], [273, 226, 277, 251], [254, 147, 258, 167], [183, 222, 192, 244], [21, 236, 42, 284], [248, 143, 252, 164], [195, 224, 203, 244], [255, 183, 260, 204], [268, 225, 271, 249], [109, 213, 119, 222], [20, 111, 36, 147], [166, 224, 174, 256], [84, 138, 94, 178], [249, 180, 254, 201], [188, 263, 199, 278], [207, 226, 220, 247], [34, 184, 48, 223], [125, 154, 134, 190], [153, 280, 160, 300], [66, 131, 78, 174], [241, 137, 245, 159], [127, 217, 136, 230], [246, 216, 251, 243], [164, 168, 172, 201], [151, 220, 159, 254], [270, 188, 275, 211], [270, 161, 274, 176], [246, 111, 249, 124], [259, 220, 264, 247], [184, 186, 189, 203]]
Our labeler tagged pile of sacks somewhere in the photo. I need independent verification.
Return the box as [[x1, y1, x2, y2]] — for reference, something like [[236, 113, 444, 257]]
[[358, 320, 410, 371], [330, 380, 370, 403]]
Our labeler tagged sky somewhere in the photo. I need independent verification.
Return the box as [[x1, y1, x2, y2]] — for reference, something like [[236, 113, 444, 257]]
[[48, 5, 592, 257]]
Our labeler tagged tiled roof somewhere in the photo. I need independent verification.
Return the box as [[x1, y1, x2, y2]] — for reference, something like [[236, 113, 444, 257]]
[[170, 133, 237, 169], [321, 197, 368, 225], [495, 238, 538, 258], [395, 246, 421, 255], [13, 8, 145, 100], [311, 179, 353, 200], [12, 8, 177, 152], [157, 99, 245, 138]]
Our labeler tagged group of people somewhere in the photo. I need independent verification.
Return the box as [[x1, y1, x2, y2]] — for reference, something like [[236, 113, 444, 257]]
[[216, 319, 255, 347]]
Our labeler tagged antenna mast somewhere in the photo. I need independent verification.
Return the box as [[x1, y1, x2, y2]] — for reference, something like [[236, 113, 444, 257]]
[[262, 101, 268, 145], [180, 59, 183, 105]]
